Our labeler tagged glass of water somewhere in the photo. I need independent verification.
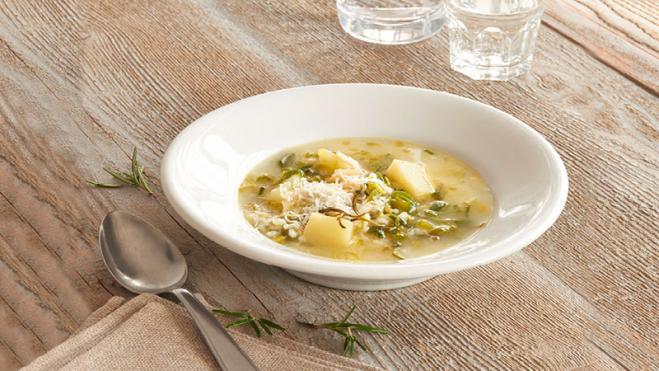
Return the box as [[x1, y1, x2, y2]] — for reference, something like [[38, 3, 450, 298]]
[[447, 0, 544, 80], [337, 0, 447, 45]]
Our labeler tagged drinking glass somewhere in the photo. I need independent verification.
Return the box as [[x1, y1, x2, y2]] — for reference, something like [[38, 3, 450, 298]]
[[447, 0, 543, 80], [337, 0, 447, 45]]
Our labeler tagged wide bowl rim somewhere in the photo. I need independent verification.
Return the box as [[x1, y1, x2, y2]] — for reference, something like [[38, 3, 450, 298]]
[[161, 83, 569, 280]]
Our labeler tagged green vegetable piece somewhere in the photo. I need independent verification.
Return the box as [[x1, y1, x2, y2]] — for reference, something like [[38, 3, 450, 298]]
[[375, 172, 391, 186], [423, 149, 435, 155], [386, 226, 407, 240], [258, 186, 266, 196], [366, 182, 385, 201], [389, 190, 417, 213], [279, 153, 296, 168], [429, 223, 456, 236], [416, 219, 436, 231], [279, 167, 304, 182], [429, 200, 448, 212], [366, 182, 384, 195], [431, 190, 443, 200], [371, 153, 394, 172], [256, 174, 274, 184], [367, 226, 386, 238], [424, 209, 439, 217], [299, 164, 322, 182]]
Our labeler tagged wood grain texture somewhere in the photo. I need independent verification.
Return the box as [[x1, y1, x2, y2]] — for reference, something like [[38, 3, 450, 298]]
[[0, 0, 657, 370], [544, 0, 659, 93]]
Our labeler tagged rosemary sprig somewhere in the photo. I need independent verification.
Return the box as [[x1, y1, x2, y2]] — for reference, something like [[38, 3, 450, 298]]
[[319, 207, 386, 232], [87, 147, 153, 194], [212, 308, 285, 337], [318, 207, 365, 229], [298, 305, 388, 357]]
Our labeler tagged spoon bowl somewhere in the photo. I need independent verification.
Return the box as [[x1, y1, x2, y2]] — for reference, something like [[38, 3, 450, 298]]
[[100, 211, 187, 293], [98, 211, 258, 370]]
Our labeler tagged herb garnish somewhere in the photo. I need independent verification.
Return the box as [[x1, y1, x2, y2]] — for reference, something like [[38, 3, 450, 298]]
[[213, 305, 388, 357], [318, 207, 383, 230], [298, 305, 388, 356], [87, 147, 153, 194], [212, 308, 285, 337]]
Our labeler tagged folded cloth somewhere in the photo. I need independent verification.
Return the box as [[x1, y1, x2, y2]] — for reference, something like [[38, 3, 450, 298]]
[[23, 294, 381, 371]]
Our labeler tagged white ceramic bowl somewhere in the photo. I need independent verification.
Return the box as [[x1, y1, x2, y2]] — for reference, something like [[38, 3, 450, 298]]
[[161, 84, 568, 291]]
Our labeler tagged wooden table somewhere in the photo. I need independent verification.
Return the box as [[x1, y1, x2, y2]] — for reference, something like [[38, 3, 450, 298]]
[[1, 1, 657, 369]]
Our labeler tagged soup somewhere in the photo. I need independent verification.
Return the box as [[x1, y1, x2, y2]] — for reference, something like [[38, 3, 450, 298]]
[[239, 138, 493, 262]]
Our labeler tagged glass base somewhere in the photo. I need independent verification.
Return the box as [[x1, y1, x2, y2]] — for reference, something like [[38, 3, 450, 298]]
[[337, 5, 447, 45], [450, 58, 533, 80]]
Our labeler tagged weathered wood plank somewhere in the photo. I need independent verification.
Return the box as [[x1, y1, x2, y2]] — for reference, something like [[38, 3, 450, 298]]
[[0, 0, 656, 369], [0, 2, 279, 366], [545, 0, 659, 93]]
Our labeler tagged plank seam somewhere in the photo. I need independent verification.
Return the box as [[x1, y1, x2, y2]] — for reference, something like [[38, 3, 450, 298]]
[[541, 18, 658, 96], [588, 339, 631, 370], [0, 295, 47, 349], [0, 336, 22, 367]]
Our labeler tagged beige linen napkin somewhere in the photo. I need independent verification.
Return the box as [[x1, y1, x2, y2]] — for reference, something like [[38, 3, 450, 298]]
[[23, 294, 381, 371]]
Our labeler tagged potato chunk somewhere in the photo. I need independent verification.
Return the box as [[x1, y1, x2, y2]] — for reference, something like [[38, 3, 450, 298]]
[[385, 159, 435, 199], [267, 187, 282, 202], [303, 212, 353, 249], [317, 149, 361, 170], [267, 175, 298, 203]]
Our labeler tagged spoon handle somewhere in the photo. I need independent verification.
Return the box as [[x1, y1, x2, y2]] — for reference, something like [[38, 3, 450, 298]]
[[171, 288, 259, 371]]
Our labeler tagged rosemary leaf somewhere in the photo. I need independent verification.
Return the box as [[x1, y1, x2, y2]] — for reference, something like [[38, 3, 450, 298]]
[[211, 308, 247, 318], [248, 320, 262, 337], [86, 180, 123, 188], [131, 147, 153, 194], [130, 147, 140, 179], [341, 323, 388, 334], [354, 337, 367, 351], [259, 318, 286, 331], [103, 166, 136, 185], [342, 333, 353, 356], [259, 319, 273, 336], [339, 305, 356, 324], [226, 318, 252, 328]]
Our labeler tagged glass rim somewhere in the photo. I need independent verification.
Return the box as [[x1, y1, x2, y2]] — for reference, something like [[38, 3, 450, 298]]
[[447, 0, 544, 17]]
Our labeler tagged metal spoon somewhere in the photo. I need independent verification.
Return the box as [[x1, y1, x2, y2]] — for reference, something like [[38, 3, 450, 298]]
[[98, 211, 258, 371]]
